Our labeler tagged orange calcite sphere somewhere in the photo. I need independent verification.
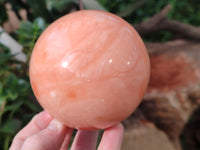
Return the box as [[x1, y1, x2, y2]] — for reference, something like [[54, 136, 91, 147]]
[[29, 10, 150, 129]]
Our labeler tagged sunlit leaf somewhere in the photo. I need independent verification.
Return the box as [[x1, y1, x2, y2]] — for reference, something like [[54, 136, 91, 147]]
[[83, 0, 107, 11], [116, 0, 147, 17], [6, 90, 18, 100], [33, 17, 47, 31], [16, 18, 47, 47]]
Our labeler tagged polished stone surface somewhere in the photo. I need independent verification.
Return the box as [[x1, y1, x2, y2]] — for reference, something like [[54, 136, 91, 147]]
[[30, 10, 150, 129]]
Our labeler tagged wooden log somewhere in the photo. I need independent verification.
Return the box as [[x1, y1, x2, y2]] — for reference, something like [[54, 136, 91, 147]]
[[134, 5, 200, 41], [122, 121, 176, 150], [123, 40, 200, 150]]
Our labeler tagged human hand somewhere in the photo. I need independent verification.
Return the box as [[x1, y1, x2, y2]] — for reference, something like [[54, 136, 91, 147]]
[[9, 111, 124, 150]]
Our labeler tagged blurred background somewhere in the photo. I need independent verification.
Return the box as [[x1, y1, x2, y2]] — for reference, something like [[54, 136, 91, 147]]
[[0, 0, 200, 150]]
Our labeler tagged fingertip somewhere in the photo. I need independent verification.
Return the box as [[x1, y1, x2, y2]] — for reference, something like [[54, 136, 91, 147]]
[[108, 123, 124, 133], [97, 123, 124, 150], [27, 111, 53, 133], [21, 119, 68, 150], [38, 111, 53, 124]]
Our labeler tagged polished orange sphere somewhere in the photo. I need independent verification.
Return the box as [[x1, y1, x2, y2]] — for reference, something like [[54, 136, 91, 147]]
[[29, 10, 150, 129]]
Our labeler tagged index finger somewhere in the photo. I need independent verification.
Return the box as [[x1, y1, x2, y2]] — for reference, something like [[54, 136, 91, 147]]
[[10, 111, 53, 150]]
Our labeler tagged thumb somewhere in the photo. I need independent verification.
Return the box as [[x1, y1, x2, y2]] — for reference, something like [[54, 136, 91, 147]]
[[21, 119, 68, 150]]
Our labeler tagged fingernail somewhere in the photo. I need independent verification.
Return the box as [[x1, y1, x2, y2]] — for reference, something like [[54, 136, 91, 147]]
[[40, 111, 53, 122], [48, 119, 64, 132]]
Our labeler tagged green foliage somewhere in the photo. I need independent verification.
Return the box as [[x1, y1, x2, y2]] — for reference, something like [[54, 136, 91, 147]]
[[16, 17, 47, 64], [26, 0, 52, 21], [0, 15, 45, 149], [46, 0, 78, 12], [0, 119, 21, 149], [116, 0, 147, 17], [0, 3, 8, 25], [98, 0, 200, 41], [16, 17, 46, 48], [169, 0, 200, 25], [82, 0, 107, 11], [0, 43, 41, 150], [98, 0, 142, 14]]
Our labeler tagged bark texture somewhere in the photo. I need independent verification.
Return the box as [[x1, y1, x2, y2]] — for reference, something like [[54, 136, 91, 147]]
[[123, 40, 200, 150], [134, 5, 200, 41]]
